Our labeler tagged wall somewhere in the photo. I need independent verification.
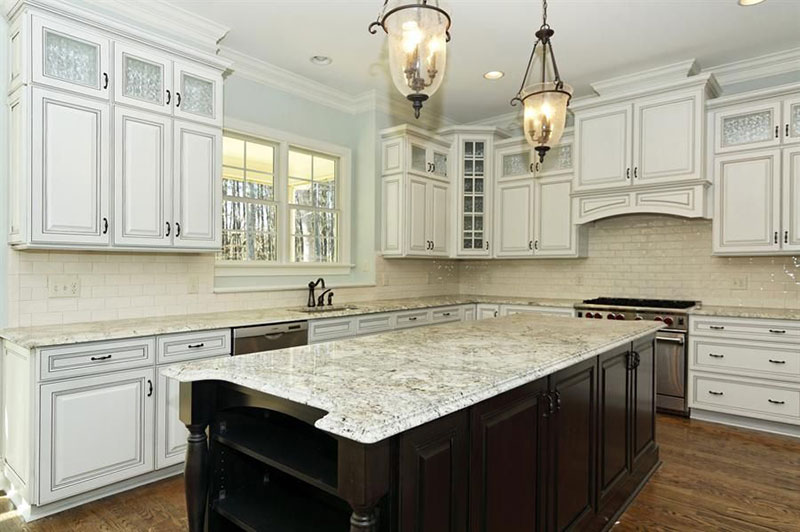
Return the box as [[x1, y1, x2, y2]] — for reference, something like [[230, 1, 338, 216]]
[[460, 214, 800, 310], [0, 17, 8, 328]]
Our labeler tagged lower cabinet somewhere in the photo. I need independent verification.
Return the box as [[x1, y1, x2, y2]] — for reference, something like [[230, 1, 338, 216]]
[[39, 368, 155, 504], [476, 304, 500, 320], [156, 366, 189, 469]]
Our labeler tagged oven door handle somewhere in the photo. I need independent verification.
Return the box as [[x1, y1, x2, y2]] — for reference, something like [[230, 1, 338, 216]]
[[657, 336, 685, 345]]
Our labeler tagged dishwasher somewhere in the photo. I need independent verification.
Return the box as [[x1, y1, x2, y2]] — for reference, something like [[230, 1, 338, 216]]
[[232, 321, 309, 355]]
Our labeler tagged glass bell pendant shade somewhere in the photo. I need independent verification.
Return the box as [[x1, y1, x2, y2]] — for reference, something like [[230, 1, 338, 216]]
[[384, 4, 448, 117], [522, 81, 573, 162]]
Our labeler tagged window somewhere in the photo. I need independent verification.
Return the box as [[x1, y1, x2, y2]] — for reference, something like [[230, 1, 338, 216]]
[[217, 128, 349, 270]]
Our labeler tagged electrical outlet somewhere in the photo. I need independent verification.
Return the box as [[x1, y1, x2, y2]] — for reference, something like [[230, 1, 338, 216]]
[[731, 276, 748, 290], [187, 275, 200, 294], [49, 275, 81, 298]]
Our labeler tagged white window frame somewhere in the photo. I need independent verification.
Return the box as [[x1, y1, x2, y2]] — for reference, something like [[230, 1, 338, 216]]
[[215, 118, 353, 279]]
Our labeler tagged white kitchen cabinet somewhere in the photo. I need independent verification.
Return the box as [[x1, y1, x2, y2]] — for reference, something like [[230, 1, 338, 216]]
[[783, 146, 800, 251], [114, 43, 173, 114], [156, 368, 187, 469], [535, 137, 573, 177], [457, 138, 491, 256], [172, 120, 222, 250], [494, 178, 535, 257], [407, 136, 449, 179], [713, 149, 782, 254], [714, 100, 783, 154], [463, 305, 477, 321], [534, 176, 582, 257], [308, 317, 357, 344], [172, 62, 223, 127], [500, 304, 575, 317], [783, 96, 800, 146], [31, 87, 110, 246], [31, 14, 111, 99], [476, 304, 500, 320], [429, 181, 449, 256], [381, 175, 402, 255], [574, 103, 632, 191], [114, 106, 173, 247], [39, 368, 155, 504], [496, 143, 533, 181], [407, 176, 430, 255]]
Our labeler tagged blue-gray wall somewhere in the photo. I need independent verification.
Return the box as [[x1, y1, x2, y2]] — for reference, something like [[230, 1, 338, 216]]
[[0, 18, 9, 328]]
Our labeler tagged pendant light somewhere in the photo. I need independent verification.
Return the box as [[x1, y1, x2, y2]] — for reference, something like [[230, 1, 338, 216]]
[[511, 0, 572, 163], [369, 0, 451, 119]]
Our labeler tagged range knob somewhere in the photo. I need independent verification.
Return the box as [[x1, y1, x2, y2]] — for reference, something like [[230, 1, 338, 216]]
[[663, 317, 674, 327], [654, 316, 663, 322], [607, 313, 616, 320], [634, 315, 643, 321], [585, 312, 594, 319], [615, 313, 625, 320], [594, 313, 602, 319]]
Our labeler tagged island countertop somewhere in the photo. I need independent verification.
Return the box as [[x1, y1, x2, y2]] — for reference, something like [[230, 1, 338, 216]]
[[163, 314, 662, 444]]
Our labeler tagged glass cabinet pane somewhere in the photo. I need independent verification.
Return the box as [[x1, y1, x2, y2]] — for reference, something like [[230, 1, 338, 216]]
[[538, 143, 572, 175], [43, 29, 99, 87], [721, 110, 774, 148], [433, 151, 448, 177], [411, 144, 427, 173], [791, 103, 800, 138], [502, 151, 530, 177], [122, 54, 163, 104], [180, 72, 214, 117], [462, 141, 487, 251]]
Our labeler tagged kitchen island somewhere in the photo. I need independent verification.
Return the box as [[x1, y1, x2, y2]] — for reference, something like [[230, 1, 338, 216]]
[[164, 314, 662, 532]]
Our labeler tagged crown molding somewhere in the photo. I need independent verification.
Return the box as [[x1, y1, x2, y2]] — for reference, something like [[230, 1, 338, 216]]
[[705, 47, 800, 87], [590, 59, 701, 96], [706, 81, 800, 110]]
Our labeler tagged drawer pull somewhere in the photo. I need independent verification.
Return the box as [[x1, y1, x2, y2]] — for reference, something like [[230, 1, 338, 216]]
[[187, 343, 205, 349], [768, 399, 785, 405], [442, 312, 451, 317], [408, 316, 418, 321], [769, 359, 786, 365], [768, 329, 787, 334], [90, 355, 112, 361], [709, 325, 725, 330], [708, 353, 724, 358], [708, 390, 724, 396]]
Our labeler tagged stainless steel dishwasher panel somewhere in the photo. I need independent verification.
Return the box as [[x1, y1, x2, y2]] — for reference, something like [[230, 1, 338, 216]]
[[655, 330, 688, 415], [233, 321, 309, 355]]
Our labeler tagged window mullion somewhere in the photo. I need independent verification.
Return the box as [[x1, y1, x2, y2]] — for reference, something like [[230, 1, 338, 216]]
[[278, 141, 290, 264]]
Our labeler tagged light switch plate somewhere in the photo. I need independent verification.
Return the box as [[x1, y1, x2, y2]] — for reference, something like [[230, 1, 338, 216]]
[[730, 276, 748, 290], [48, 275, 81, 298]]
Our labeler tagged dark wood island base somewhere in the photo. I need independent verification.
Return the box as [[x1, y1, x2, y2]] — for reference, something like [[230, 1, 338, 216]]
[[179, 335, 658, 531]]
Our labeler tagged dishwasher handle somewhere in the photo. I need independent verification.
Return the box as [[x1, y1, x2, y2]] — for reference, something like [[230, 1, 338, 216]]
[[234, 321, 309, 339]]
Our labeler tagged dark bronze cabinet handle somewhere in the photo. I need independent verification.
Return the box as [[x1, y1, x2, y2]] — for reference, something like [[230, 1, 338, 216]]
[[485, 240, 489, 250], [709, 325, 725, 330], [634, 167, 638, 179], [775, 125, 779, 138], [432, 163, 436, 173], [147, 380, 153, 397], [708, 390, 724, 396], [769, 359, 786, 364], [166, 222, 171, 236], [166, 90, 171, 105], [408, 316, 417, 321], [554, 390, 562, 412], [708, 353, 724, 358], [442, 312, 451, 317], [534, 240, 539, 251], [786, 124, 790, 137], [176, 222, 181, 237], [528, 240, 533, 250], [90, 354, 112, 361], [786, 230, 790, 244], [529, 162, 535, 173], [768, 399, 785, 405], [626, 168, 631, 180], [774, 231, 778, 244], [187, 343, 205, 349], [176, 92, 181, 107], [769, 329, 787, 334], [102, 217, 109, 234], [103, 72, 108, 89]]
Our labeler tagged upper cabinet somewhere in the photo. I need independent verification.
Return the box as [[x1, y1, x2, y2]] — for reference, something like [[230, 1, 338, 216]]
[[713, 94, 800, 154], [574, 103, 633, 191], [7, 4, 228, 251]]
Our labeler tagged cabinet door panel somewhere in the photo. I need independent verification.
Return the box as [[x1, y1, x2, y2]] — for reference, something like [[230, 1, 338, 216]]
[[469, 379, 547, 532], [381, 176, 402, 255], [597, 345, 631, 507], [631, 337, 656, 471], [399, 411, 468, 532], [31, 15, 110, 99], [783, 147, 800, 251], [156, 368, 189, 469], [31, 88, 109, 245], [550, 357, 597, 532], [496, 145, 532, 181], [713, 149, 781, 254], [115, 107, 172, 247], [430, 181, 449, 256], [575, 104, 632, 190], [173, 121, 221, 249], [406, 176, 429, 255], [494, 179, 534, 257], [114, 43, 172, 114], [460, 139, 490, 256], [784, 97, 800, 146], [633, 92, 700, 183], [173, 62, 222, 126], [534, 177, 576, 257], [39, 368, 155, 504], [715, 101, 782, 154]]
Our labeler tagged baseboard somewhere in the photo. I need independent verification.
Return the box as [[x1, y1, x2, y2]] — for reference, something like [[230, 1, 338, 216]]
[[2, 464, 184, 522], [691, 409, 800, 439]]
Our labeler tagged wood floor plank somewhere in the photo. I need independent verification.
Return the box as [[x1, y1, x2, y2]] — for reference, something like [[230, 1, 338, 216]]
[[0, 416, 797, 531]]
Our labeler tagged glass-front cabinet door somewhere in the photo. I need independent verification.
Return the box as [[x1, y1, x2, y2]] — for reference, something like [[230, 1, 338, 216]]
[[114, 44, 172, 113], [714, 101, 782, 154], [431, 148, 448, 178], [535, 136, 573, 177], [460, 140, 489, 255], [173, 62, 223, 127], [496, 144, 533, 180], [409, 142, 428, 175], [32, 15, 111, 99], [783, 96, 800, 146]]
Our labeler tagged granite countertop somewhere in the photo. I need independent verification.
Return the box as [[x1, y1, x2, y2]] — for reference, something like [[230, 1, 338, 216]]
[[162, 314, 662, 444], [689, 305, 800, 321], [0, 295, 579, 349]]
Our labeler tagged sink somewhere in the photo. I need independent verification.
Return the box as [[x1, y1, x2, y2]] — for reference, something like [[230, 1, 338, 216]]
[[296, 305, 359, 314]]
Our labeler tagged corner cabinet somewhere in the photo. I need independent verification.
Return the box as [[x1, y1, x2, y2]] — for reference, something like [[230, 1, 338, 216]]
[[7, 7, 227, 252], [381, 125, 452, 258]]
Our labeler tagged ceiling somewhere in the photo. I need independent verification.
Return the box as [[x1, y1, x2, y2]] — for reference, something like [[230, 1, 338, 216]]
[[165, 0, 800, 123]]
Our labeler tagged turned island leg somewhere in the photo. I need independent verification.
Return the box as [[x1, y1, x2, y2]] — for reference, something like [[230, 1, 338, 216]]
[[179, 381, 216, 532], [338, 439, 391, 532]]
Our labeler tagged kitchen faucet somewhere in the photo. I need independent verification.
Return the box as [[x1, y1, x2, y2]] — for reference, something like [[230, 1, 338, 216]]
[[307, 278, 325, 307], [317, 288, 334, 307]]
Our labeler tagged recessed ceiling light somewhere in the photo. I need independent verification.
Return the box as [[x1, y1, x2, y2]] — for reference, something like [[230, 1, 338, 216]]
[[738, 0, 765, 5], [484, 71, 505, 80], [309, 55, 332, 66]]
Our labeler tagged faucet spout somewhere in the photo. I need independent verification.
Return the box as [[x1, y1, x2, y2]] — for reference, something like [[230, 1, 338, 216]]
[[307, 278, 326, 307]]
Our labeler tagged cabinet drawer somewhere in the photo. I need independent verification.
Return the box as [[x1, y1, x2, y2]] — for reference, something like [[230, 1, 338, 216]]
[[691, 373, 800, 424], [157, 329, 231, 364], [395, 309, 431, 328], [691, 338, 800, 381], [356, 313, 395, 336], [691, 316, 800, 342], [309, 318, 356, 344], [431, 306, 461, 323], [501, 304, 575, 317], [39, 337, 155, 381]]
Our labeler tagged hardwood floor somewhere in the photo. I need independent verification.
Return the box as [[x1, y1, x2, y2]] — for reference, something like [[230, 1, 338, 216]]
[[1, 415, 798, 531]]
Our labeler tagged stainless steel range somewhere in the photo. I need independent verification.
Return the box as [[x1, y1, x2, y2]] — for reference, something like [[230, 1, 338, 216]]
[[574, 297, 698, 416]]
